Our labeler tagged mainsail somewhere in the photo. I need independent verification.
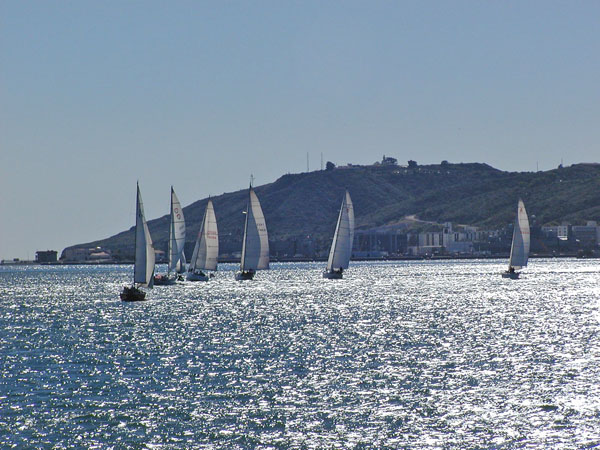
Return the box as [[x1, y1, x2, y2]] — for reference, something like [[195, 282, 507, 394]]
[[176, 250, 186, 274], [134, 183, 155, 288], [190, 200, 219, 272], [240, 188, 269, 271], [508, 198, 530, 270], [168, 187, 186, 273], [326, 190, 355, 272]]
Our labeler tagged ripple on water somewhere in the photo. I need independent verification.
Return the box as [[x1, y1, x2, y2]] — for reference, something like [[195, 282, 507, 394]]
[[0, 259, 599, 448]]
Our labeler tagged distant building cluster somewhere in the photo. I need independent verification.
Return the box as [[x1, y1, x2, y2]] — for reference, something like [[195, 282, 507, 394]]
[[400, 220, 593, 258], [348, 223, 501, 258], [541, 221, 600, 250], [6, 219, 599, 265], [218, 218, 600, 260], [35, 250, 57, 263], [325, 220, 599, 260], [61, 246, 114, 263], [6, 219, 598, 265], [405, 223, 499, 257]]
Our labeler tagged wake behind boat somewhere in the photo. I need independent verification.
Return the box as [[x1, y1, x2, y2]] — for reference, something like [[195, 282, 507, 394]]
[[323, 190, 354, 279], [502, 198, 530, 279], [154, 186, 186, 285], [121, 183, 155, 301], [187, 199, 219, 281], [236, 186, 269, 280]]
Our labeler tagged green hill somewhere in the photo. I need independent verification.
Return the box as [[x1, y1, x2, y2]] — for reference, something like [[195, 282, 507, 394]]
[[63, 162, 600, 260]]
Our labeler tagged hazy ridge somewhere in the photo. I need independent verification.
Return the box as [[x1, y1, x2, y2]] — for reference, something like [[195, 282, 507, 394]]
[[64, 162, 600, 259]]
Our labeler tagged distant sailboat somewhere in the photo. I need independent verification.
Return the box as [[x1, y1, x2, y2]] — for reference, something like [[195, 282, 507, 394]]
[[154, 187, 186, 285], [502, 198, 530, 279], [187, 199, 219, 281], [236, 187, 269, 280], [175, 250, 187, 280], [323, 190, 354, 279], [121, 183, 155, 301]]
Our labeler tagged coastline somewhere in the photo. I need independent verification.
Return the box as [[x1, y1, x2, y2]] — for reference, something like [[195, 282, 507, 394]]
[[2, 252, 594, 266]]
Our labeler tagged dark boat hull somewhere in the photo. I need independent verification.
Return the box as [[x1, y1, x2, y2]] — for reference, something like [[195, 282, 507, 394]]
[[502, 271, 520, 279], [235, 271, 255, 281], [187, 271, 210, 281], [323, 270, 343, 279], [120, 286, 147, 301], [153, 274, 177, 286]]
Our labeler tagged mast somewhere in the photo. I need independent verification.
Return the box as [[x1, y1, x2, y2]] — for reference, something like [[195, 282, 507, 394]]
[[134, 183, 155, 288], [168, 186, 174, 276], [508, 223, 517, 271], [134, 182, 139, 285], [239, 181, 269, 272], [189, 207, 207, 273], [508, 199, 529, 270], [326, 191, 354, 272], [189, 199, 218, 272], [240, 185, 251, 272], [327, 196, 346, 272], [167, 187, 186, 275], [134, 182, 144, 286], [202, 200, 218, 271]]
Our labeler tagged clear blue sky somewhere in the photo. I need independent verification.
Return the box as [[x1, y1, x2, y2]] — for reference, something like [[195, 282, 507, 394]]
[[1, 1, 599, 260]]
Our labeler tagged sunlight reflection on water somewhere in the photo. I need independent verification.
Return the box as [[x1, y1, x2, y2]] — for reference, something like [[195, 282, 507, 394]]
[[0, 259, 599, 448]]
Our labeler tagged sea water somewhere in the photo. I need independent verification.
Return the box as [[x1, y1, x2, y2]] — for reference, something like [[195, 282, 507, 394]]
[[0, 259, 599, 449]]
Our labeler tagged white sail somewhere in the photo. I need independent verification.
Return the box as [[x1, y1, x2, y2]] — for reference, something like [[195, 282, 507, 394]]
[[508, 198, 530, 270], [176, 250, 186, 274], [190, 200, 219, 272], [134, 183, 155, 288], [240, 188, 269, 271], [326, 190, 354, 271], [168, 187, 186, 273]]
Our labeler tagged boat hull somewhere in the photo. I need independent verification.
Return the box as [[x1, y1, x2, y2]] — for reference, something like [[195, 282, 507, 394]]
[[323, 270, 343, 279], [120, 286, 147, 301], [186, 271, 210, 282], [235, 271, 255, 281], [502, 271, 520, 279], [153, 274, 177, 285]]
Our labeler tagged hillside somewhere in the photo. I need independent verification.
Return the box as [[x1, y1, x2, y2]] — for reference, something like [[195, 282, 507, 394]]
[[63, 162, 600, 259]]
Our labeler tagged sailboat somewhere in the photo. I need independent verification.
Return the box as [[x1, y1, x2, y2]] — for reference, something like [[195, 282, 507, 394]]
[[175, 250, 187, 280], [154, 186, 186, 285], [121, 183, 155, 301], [323, 190, 354, 279], [187, 199, 219, 281], [502, 198, 530, 279], [236, 186, 269, 280]]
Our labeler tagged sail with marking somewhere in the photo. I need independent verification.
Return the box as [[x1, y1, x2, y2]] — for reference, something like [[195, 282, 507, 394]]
[[326, 191, 354, 272], [134, 183, 155, 288], [508, 198, 530, 270], [190, 200, 219, 272], [240, 188, 269, 271], [168, 187, 186, 273]]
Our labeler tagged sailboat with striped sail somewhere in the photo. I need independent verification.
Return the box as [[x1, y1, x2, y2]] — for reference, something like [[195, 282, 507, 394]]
[[323, 190, 354, 279], [236, 186, 269, 281], [154, 186, 186, 285], [187, 199, 219, 281], [502, 198, 530, 279], [121, 183, 155, 301]]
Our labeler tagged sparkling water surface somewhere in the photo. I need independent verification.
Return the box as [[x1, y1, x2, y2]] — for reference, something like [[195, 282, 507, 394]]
[[1, 259, 599, 449]]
